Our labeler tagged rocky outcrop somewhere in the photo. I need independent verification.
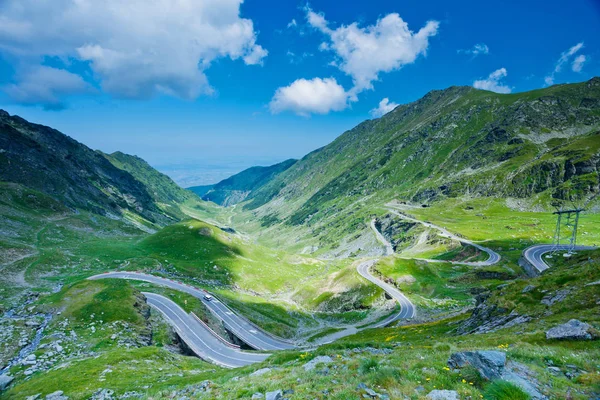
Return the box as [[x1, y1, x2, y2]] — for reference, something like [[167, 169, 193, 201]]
[[426, 390, 459, 400], [0, 374, 13, 391], [455, 293, 530, 335], [546, 319, 597, 340], [448, 350, 506, 380]]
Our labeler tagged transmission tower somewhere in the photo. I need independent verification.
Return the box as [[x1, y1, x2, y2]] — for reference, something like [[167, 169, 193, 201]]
[[551, 208, 583, 253]]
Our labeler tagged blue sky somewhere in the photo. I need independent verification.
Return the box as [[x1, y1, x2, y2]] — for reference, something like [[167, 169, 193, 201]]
[[0, 0, 599, 186]]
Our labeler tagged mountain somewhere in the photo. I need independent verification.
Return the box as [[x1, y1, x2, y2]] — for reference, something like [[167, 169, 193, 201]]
[[0, 110, 198, 227], [237, 78, 600, 249], [192, 159, 296, 206], [100, 151, 197, 220]]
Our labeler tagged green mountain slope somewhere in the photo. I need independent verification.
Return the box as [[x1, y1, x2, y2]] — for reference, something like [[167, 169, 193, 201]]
[[194, 159, 296, 206], [101, 151, 199, 220], [0, 110, 196, 227], [235, 78, 600, 252]]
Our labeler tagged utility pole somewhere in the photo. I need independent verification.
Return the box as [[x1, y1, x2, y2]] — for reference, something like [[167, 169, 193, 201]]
[[551, 208, 583, 254]]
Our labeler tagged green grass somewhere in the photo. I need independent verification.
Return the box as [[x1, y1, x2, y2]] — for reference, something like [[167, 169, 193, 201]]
[[484, 380, 531, 400]]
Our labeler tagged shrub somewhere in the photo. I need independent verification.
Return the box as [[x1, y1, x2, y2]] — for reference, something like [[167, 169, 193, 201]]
[[369, 367, 400, 387], [484, 380, 531, 400], [359, 358, 380, 374]]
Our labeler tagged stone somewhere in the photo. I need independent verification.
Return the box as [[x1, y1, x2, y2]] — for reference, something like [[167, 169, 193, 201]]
[[251, 393, 264, 399], [426, 390, 459, 400], [447, 350, 506, 380], [250, 368, 271, 377], [303, 356, 333, 371], [546, 319, 596, 340], [541, 289, 570, 306], [265, 390, 282, 400], [46, 391, 69, 400], [0, 374, 14, 391], [522, 285, 535, 293], [89, 388, 115, 400], [25, 394, 41, 400]]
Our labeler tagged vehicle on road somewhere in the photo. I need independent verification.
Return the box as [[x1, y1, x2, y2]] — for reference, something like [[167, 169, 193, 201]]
[[203, 294, 213, 301]]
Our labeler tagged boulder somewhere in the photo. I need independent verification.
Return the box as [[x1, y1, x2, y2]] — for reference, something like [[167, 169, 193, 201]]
[[250, 368, 271, 377], [265, 390, 282, 400], [546, 319, 596, 340], [46, 391, 68, 400], [303, 356, 333, 371], [448, 350, 506, 380], [0, 374, 14, 391], [426, 390, 459, 400], [251, 393, 264, 399]]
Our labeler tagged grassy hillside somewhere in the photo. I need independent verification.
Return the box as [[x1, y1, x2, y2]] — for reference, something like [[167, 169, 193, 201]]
[[226, 78, 600, 256], [101, 151, 199, 220]]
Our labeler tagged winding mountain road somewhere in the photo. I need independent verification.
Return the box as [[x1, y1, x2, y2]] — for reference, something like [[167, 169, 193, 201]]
[[387, 209, 501, 266], [144, 292, 270, 368], [522, 244, 596, 273], [89, 271, 294, 352]]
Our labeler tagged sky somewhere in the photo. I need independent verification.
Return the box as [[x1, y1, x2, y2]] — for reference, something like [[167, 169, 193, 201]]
[[0, 0, 599, 186]]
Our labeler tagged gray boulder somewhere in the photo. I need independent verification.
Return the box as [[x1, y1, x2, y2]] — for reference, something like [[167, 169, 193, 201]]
[[426, 390, 459, 400], [546, 319, 596, 340], [265, 390, 282, 400], [0, 374, 14, 391], [250, 368, 271, 377], [448, 350, 506, 380], [46, 391, 69, 400], [251, 393, 264, 399], [303, 356, 333, 371]]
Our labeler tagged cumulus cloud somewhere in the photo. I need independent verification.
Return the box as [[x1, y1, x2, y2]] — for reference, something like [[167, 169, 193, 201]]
[[3, 66, 90, 110], [572, 54, 587, 73], [458, 43, 489, 57], [0, 0, 267, 103], [306, 8, 439, 93], [370, 98, 399, 117], [544, 42, 585, 85], [473, 68, 511, 94], [269, 77, 349, 116]]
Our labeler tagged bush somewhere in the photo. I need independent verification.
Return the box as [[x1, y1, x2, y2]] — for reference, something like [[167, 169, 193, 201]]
[[359, 358, 380, 374], [484, 380, 531, 400], [460, 365, 486, 388], [368, 367, 400, 388]]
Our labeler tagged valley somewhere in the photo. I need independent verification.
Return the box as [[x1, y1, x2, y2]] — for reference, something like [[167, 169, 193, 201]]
[[1, 78, 599, 399]]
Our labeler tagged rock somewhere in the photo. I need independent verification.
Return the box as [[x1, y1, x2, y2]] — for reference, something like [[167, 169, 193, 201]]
[[356, 383, 368, 390], [541, 289, 570, 306], [448, 350, 506, 380], [303, 356, 333, 371], [0, 374, 14, 391], [546, 319, 596, 340], [89, 388, 115, 400], [265, 390, 282, 400], [251, 393, 264, 399], [46, 391, 68, 400], [25, 394, 41, 400], [250, 368, 271, 377], [522, 285, 536, 293], [426, 390, 459, 400]]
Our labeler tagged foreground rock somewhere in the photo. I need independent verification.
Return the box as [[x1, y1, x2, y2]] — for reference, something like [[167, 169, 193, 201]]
[[0, 374, 14, 391], [265, 390, 282, 400], [448, 350, 506, 380], [303, 356, 333, 371], [448, 350, 548, 399], [546, 319, 596, 340], [426, 390, 459, 400]]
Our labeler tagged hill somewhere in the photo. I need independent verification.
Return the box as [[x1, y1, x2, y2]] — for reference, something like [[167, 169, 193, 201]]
[[232, 78, 600, 255], [0, 110, 200, 228], [193, 159, 296, 206]]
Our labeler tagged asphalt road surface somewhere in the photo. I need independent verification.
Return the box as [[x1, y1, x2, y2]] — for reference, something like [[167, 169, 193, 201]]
[[143, 292, 270, 368], [388, 209, 501, 266], [89, 271, 295, 351], [356, 259, 416, 326], [522, 244, 596, 273]]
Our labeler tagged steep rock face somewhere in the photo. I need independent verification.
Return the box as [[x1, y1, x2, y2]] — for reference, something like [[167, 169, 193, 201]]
[[0, 110, 188, 226]]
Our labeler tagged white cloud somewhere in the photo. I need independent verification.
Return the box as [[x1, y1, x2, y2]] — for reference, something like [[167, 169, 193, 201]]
[[3, 66, 90, 110], [458, 43, 489, 57], [269, 77, 349, 116], [306, 8, 439, 93], [473, 68, 511, 94], [572, 54, 587, 73], [544, 42, 585, 85], [0, 0, 267, 102], [370, 98, 399, 117], [287, 19, 297, 29]]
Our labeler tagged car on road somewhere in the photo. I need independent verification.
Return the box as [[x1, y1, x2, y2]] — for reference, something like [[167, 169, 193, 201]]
[[203, 294, 213, 301]]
